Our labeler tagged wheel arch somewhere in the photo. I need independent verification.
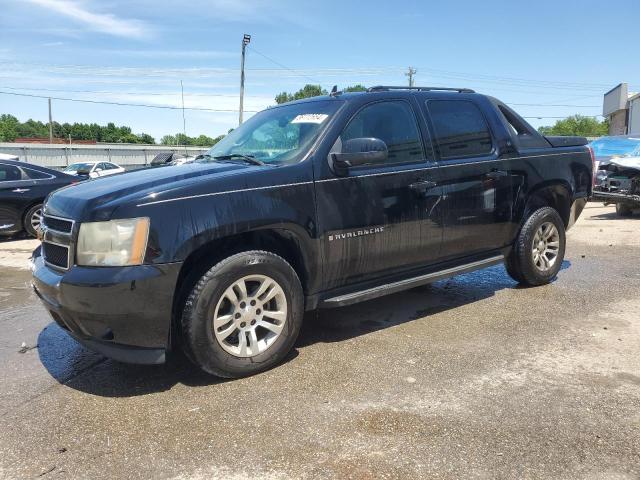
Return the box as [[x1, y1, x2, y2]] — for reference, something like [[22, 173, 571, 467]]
[[170, 227, 314, 347], [521, 182, 573, 228]]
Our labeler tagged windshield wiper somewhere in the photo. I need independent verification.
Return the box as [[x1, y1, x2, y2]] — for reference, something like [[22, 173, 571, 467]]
[[212, 154, 265, 166]]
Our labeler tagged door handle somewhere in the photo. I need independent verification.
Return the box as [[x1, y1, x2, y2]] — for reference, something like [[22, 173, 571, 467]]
[[12, 188, 30, 193], [409, 180, 437, 194], [484, 170, 508, 179]]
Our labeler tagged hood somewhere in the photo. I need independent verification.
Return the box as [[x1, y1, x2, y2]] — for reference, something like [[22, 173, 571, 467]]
[[44, 161, 252, 220], [609, 156, 640, 171]]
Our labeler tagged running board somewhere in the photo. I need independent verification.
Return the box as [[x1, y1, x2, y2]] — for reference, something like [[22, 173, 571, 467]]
[[320, 255, 505, 308]]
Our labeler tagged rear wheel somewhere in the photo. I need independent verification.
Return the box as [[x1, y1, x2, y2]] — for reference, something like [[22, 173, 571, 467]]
[[616, 203, 633, 217], [23, 204, 43, 238], [181, 250, 304, 378], [505, 206, 566, 286]]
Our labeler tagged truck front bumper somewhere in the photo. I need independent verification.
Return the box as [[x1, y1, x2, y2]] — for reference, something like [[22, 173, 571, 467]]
[[31, 252, 182, 365]]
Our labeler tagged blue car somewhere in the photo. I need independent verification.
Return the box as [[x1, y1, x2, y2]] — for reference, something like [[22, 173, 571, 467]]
[[590, 136, 640, 216]]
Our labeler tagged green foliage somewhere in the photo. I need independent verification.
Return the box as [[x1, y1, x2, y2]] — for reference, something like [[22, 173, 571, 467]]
[[275, 84, 328, 104], [0, 114, 156, 144], [343, 84, 367, 92], [0, 114, 19, 141], [274, 84, 368, 104], [537, 115, 609, 137], [160, 133, 225, 147]]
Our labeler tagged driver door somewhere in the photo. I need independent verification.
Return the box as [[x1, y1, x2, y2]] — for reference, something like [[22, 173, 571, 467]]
[[315, 99, 443, 290]]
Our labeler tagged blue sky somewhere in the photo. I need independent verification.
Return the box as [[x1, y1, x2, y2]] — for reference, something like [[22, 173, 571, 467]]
[[1, 0, 639, 141]]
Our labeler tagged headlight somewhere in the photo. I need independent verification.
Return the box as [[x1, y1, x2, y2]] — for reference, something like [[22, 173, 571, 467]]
[[76, 218, 150, 267]]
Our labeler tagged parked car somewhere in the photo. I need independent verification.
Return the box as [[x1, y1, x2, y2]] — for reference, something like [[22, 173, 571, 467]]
[[0, 160, 77, 237], [0, 153, 20, 161], [63, 161, 125, 178], [171, 155, 197, 166], [590, 136, 640, 216], [32, 86, 593, 378], [149, 153, 198, 167]]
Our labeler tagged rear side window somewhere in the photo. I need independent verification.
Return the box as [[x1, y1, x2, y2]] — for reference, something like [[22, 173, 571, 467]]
[[341, 100, 424, 165], [427, 100, 493, 159], [497, 104, 549, 149], [0, 164, 22, 182], [23, 167, 51, 180]]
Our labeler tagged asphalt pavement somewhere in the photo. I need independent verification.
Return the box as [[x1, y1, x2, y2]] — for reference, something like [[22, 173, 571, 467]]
[[0, 203, 638, 479]]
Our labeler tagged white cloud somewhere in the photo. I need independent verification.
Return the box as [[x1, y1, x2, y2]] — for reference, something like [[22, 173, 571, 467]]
[[26, 0, 151, 38]]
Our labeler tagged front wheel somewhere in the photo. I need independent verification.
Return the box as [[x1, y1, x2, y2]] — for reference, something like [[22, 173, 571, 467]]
[[505, 206, 566, 286], [181, 250, 304, 378]]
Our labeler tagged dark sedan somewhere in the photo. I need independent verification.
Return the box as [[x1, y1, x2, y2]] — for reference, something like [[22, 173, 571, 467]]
[[0, 160, 77, 237]]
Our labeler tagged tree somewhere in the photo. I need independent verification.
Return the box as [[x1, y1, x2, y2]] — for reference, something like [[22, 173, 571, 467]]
[[161, 135, 177, 145], [160, 132, 225, 147], [138, 133, 155, 144], [274, 84, 368, 104], [275, 84, 328, 104], [0, 114, 19, 141], [538, 115, 609, 137]]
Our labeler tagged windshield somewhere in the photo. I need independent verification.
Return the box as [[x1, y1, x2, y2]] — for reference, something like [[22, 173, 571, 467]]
[[65, 162, 94, 171], [589, 136, 640, 158], [203, 99, 343, 165]]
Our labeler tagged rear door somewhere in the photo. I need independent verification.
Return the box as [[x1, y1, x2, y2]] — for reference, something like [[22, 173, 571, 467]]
[[423, 98, 514, 260], [315, 98, 443, 290]]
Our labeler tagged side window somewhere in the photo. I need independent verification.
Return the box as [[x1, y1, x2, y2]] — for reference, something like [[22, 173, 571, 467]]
[[105, 163, 118, 170], [23, 167, 51, 180], [427, 100, 493, 159], [341, 101, 423, 165], [0, 164, 22, 182]]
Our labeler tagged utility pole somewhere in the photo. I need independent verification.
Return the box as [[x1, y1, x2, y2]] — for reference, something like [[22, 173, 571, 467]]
[[239, 34, 251, 125], [48, 98, 53, 143], [405, 67, 417, 88], [180, 80, 187, 155]]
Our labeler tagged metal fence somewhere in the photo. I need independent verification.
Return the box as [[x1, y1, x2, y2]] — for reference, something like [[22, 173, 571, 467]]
[[0, 143, 209, 169]]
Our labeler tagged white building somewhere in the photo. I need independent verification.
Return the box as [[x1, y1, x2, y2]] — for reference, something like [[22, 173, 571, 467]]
[[603, 83, 640, 136]]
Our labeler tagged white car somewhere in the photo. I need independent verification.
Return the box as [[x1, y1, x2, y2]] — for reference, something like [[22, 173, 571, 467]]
[[63, 161, 125, 178]]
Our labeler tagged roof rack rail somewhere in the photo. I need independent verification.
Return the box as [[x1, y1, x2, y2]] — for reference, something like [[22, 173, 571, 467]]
[[366, 85, 475, 93]]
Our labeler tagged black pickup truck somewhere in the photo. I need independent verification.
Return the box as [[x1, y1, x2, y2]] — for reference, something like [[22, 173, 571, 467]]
[[32, 86, 594, 378]]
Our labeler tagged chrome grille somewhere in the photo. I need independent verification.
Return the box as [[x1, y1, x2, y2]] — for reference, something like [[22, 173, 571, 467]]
[[42, 215, 73, 233], [42, 242, 69, 269], [41, 214, 75, 271]]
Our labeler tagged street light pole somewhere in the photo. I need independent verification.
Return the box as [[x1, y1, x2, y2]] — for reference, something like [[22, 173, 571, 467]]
[[239, 34, 251, 125]]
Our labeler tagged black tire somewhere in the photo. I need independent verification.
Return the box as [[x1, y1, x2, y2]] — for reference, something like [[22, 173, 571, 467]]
[[23, 203, 43, 238], [505, 206, 566, 287], [181, 250, 304, 378], [616, 203, 633, 217]]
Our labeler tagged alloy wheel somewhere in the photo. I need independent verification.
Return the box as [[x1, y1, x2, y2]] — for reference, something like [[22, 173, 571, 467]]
[[212, 275, 287, 358], [30, 208, 43, 233], [532, 221, 560, 272]]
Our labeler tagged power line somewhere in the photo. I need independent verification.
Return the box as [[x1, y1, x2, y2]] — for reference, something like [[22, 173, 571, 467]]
[[241, 46, 322, 85], [508, 103, 600, 107], [0, 90, 259, 113], [0, 85, 265, 99]]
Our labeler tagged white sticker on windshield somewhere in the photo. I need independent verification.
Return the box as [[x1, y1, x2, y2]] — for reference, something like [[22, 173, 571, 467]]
[[291, 114, 329, 124]]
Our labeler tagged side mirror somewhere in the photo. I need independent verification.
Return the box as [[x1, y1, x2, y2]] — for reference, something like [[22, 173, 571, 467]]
[[330, 137, 388, 173]]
